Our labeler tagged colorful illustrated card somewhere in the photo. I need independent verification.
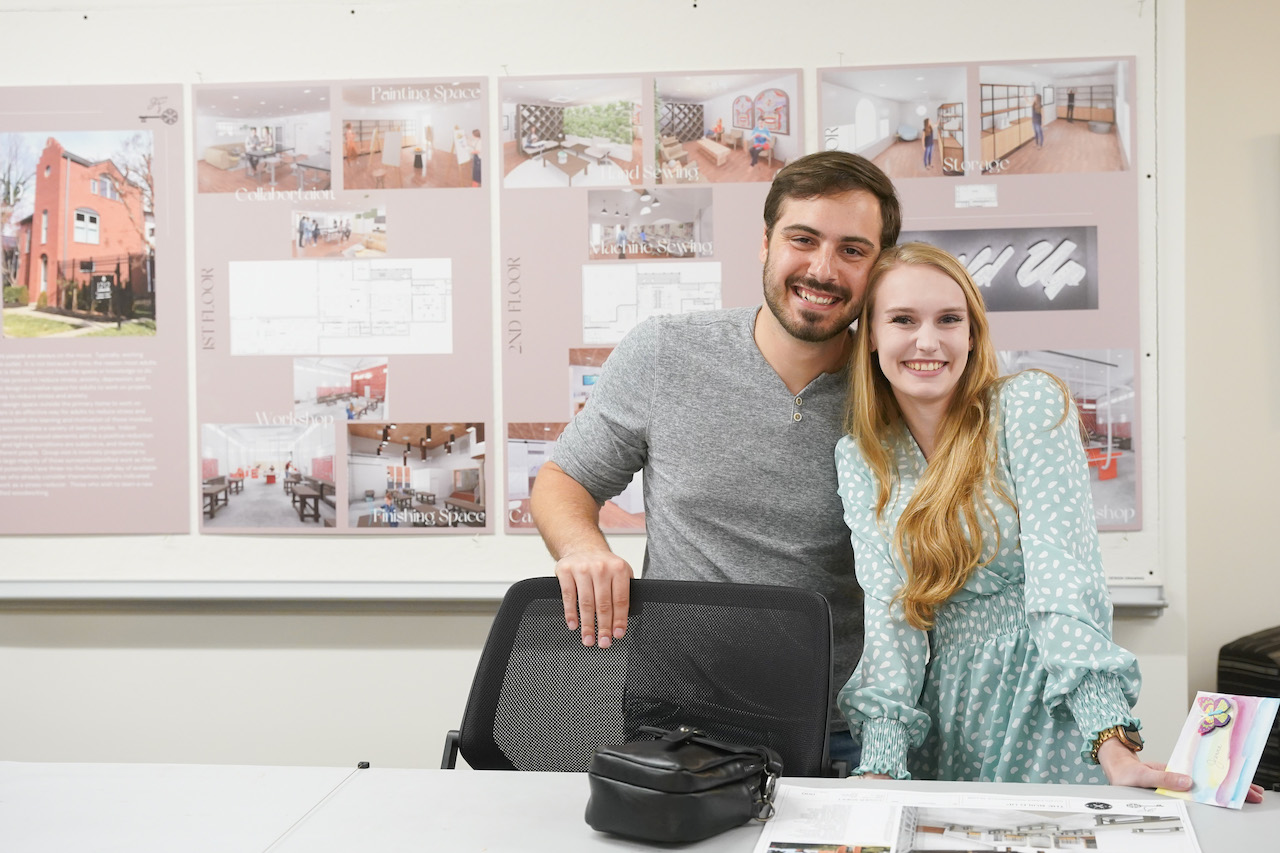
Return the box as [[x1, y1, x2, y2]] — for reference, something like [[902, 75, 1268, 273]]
[[1157, 691, 1280, 809]]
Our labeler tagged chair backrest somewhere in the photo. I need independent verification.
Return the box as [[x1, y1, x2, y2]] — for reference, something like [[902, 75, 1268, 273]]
[[454, 576, 833, 776]]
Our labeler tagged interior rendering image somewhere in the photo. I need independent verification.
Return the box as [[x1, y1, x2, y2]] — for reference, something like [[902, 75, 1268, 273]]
[[586, 187, 713, 260], [500, 77, 643, 189], [998, 349, 1138, 528], [821, 66, 967, 179], [289, 207, 386, 259], [195, 85, 332, 194], [654, 71, 798, 184], [979, 59, 1132, 174], [346, 422, 486, 529], [293, 357, 388, 422], [568, 347, 610, 417], [200, 422, 337, 529], [506, 419, 643, 533], [900, 805, 1186, 851], [339, 84, 485, 190]]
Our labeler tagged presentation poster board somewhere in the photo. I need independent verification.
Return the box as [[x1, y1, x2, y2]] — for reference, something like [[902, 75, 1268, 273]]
[[498, 69, 804, 532], [192, 78, 493, 535], [0, 85, 189, 535], [820, 56, 1142, 534]]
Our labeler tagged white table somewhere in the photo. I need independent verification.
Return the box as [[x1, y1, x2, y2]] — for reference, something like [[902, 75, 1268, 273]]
[[2, 762, 1275, 852], [0, 761, 351, 852]]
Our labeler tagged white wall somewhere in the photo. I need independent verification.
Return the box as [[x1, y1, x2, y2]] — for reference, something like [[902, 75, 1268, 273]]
[[821, 83, 901, 158], [0, 0, 1190, 769], [1186, 0, 1280, 695]]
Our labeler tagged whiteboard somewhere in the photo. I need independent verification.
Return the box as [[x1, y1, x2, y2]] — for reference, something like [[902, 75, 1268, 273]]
[[0, 0, 1172, 606]]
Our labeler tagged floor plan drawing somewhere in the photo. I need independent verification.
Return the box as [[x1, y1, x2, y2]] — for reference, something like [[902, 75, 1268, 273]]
[[229, 258, 453, 355], [582, 261, 722, 344]]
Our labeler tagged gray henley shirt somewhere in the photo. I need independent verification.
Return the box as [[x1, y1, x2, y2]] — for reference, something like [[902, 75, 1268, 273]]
[[552, 306, 863, 728]]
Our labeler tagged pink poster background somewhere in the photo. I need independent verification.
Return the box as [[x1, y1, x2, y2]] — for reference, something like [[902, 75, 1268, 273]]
[[500, 69, 804, 532], [193, 78, 492, 535], [819, 57, 1142, 531], [0, 84, 189, 535]]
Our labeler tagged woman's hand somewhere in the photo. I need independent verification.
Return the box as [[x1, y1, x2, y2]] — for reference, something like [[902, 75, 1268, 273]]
[[1097, 739, 1265, 803]]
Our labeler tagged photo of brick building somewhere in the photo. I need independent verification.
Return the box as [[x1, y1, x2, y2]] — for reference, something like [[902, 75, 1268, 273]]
[[2, 131, 156, 336]]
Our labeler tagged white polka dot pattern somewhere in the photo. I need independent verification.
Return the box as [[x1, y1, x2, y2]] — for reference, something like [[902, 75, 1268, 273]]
[[835, 371, 1141, 784]]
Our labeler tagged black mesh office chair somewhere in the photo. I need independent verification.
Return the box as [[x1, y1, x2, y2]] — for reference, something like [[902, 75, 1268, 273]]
[[441, 576, 835, 777]]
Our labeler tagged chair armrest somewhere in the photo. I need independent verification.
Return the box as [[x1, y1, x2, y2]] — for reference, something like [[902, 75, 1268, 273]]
[[441, 729, 461, 769], [829, 758, 849, 778]]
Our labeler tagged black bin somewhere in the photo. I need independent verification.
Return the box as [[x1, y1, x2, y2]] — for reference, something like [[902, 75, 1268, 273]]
[[1217, 625, 1280, 789]]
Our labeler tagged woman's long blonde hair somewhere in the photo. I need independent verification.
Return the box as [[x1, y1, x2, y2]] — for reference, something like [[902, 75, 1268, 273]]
[[845, 243, 1022, 630]]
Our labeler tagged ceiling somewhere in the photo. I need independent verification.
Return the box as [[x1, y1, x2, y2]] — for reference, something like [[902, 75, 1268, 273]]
[[500, 77, 642, 106], [196, 85, 331, 120], [297, 357, 388, 380], [983, 59, 1121, 80], [203, 423, 321, 453], [348, 422, 481, 451], [824, 66, 966, 103], [655, 72, 796, 102], [586, 187, 711, 228], [999, 350, 1134, 402]]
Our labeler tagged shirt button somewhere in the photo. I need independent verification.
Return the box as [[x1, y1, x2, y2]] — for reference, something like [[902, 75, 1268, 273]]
[[795, 396, 803, 406], [793, 412, 802, 422]]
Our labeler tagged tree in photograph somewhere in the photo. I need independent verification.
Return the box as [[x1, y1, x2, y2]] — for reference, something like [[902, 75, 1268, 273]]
[[102, 131, 154, 249], [0, 134, 35, 289]]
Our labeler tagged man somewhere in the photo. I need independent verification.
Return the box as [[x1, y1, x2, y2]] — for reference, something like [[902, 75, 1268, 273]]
[[749, 122, 773, 167], [531, 151, 901, 764]]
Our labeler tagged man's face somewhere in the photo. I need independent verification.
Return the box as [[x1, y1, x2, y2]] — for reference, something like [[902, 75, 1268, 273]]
[[759, 190, 883, 344]]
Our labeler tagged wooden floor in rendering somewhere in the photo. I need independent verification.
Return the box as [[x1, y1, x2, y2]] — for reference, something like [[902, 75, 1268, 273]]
[[994, 119, 1126, 174]]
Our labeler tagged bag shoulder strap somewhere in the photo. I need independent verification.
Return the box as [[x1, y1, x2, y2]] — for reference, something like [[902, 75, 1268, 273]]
[[636, 725, 782, 820]]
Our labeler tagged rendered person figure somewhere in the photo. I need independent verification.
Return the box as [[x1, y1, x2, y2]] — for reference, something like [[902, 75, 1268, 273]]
[[344, 122, 358, 166], [834, 242, 1263, 801], [531, 151, 902, 766], [921, 118, 935, 169], [245, 127, 263, 175], [749, 122, 773, 167]]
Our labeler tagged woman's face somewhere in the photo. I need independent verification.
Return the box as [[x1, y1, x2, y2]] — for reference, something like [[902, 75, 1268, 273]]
[[869, 264, 972, 414]]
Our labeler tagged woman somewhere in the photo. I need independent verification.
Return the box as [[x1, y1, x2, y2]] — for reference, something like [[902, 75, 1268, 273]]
[[244, 127, 262, 175], [921, 117, 935, 168], [470, 128, 482, 187], [1031, 94, 1044, 148], [344, 122, 358, 167], [836, 243, 1263, 798]]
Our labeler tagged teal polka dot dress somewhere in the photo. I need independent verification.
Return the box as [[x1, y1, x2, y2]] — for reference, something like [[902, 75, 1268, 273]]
[[835, 371, 1141, 783]]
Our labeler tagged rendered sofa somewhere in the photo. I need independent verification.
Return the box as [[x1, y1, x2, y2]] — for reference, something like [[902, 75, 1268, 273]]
[[203, 143, 244, 170]]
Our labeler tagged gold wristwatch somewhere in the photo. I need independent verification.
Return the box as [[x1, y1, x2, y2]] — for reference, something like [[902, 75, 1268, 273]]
[[1090, 724, 1144, 764]]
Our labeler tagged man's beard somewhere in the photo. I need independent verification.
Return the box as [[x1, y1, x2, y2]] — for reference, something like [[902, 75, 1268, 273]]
[[762, 262, 855, 344]]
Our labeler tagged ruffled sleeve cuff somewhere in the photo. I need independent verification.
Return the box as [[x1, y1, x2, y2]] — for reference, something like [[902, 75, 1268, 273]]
[[853, 718, 912, 780], [1065, 670, 1140, 763]]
